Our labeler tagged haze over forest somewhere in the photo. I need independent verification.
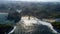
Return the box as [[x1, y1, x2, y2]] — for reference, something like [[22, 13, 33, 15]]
[[0, 1, 60, 19]]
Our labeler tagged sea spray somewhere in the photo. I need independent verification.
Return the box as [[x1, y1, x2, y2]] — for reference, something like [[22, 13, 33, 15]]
[[9, 16, 58, 34], [38, 20, 58, 33]]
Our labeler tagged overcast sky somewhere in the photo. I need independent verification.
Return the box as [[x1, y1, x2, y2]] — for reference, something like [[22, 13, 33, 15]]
[[0, 0, 60, 2]]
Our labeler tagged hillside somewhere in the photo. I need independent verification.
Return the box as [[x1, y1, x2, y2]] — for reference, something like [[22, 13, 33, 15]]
[[0, 2, 60, 19]]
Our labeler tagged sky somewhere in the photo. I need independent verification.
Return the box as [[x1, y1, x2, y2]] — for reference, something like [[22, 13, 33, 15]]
[[0, 0, 60, 2]]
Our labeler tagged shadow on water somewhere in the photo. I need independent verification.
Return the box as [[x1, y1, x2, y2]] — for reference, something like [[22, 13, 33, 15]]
[[53, 26, 60, 33]]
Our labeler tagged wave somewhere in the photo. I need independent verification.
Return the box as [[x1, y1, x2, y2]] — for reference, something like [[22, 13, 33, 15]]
[[8, 26, 16, 34], [8, 16, 59, 34]]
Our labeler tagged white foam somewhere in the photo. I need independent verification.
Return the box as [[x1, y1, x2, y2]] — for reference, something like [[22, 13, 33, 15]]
[[21, 16, 58, 33], [38, 20, 58, 33], [8, 16, 58, 34], [8, 26, 16, 34]]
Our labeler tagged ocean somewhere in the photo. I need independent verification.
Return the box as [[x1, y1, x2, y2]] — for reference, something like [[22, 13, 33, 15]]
[[0, 13, 8, 24]]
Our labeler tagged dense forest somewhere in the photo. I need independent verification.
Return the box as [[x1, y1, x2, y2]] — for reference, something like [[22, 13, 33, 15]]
[[20, 2, 60, 19], [2, 2, 59, 19]]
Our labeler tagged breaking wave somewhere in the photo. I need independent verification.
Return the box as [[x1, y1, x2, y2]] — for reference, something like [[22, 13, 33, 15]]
[[8, 16, 59, 34]]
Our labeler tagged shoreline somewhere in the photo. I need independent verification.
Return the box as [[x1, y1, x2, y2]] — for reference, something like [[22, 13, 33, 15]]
[[0, 13, 8, 14], [53, 26, 60, 33]]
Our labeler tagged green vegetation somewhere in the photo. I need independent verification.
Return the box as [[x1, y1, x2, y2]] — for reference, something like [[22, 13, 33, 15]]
[[52, 22, 60, 29], [21, 2, 60, 19], [0, 23, 13, 34], [0, 2, 60, 19], [0, 2, 60, 32]]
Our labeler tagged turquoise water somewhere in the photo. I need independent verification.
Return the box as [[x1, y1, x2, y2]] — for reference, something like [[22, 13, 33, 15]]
[[0, 13, 8, 24]]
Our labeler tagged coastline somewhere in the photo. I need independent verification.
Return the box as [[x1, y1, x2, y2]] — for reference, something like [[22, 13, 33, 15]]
[[0, 13, 8, 14]]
